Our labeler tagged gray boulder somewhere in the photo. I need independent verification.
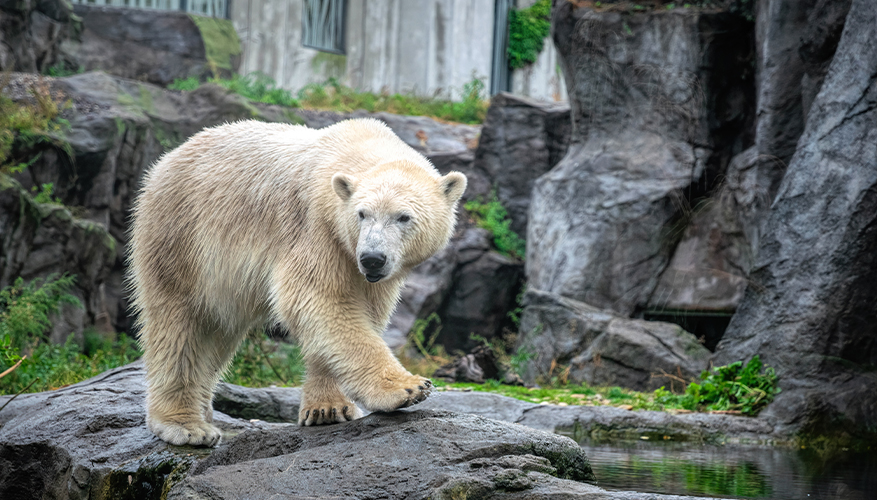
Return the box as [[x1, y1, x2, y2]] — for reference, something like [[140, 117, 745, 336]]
[[66, 4, 241, 86], [518, 290, 710, 391], [529, 6, 754, 316], [713, 0, 877, 438], [472, 92, 571, 235]]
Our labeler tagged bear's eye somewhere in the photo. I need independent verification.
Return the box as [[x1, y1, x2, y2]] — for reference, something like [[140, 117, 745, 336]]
[[397, 214, 411, 223], [358, 210, 365, 220]]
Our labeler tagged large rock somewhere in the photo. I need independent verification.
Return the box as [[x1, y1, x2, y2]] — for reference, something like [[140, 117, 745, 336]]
[[66, 4, 241, 86], [472, 92, 571, 235], [0, 0, 76, 73], [518, 289, 710, 391], [0, 362, 763, 500], [713, 0, 877, 439], [529, 6, 754, 316], [0, 174, 116, 342]]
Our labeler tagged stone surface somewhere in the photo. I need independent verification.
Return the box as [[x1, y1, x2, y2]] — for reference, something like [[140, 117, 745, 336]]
[[530, 6, 754, 316], [518, 290, 710, 392], [0, 174, 116, 343], [713, 0, 877, 439], [0, 361, 787, 499], [472, 92, 571, 235], [68, 5, 217, 86], [0, 0, 76, 73]]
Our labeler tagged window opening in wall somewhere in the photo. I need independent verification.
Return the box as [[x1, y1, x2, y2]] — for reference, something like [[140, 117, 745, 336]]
[[302, 0, 347, 54]]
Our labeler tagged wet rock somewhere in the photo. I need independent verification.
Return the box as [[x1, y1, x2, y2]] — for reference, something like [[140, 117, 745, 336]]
[[518, 289, 710, 391], [472, 92, 571, 235], [176, 410, 596, 500], [713, 0, 877, 439], [529, 5, 754, 316], [0, 363, 275, 500]]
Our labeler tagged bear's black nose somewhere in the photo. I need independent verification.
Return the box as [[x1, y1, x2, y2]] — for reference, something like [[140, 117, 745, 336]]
[[360, 252, 387, 270]]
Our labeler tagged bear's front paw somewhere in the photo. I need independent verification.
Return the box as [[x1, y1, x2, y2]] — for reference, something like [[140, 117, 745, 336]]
[[148, 417, 222, 447], [299, 400, 363, 426], [363, 374, 434, 412]]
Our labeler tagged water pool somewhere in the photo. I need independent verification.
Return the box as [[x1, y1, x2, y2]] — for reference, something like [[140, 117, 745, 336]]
[[574, 439, 876, 499]]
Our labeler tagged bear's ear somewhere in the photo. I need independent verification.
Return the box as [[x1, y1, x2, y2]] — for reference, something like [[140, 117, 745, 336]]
[[440, 172, 467, 203], [332, 173, 357, 201]]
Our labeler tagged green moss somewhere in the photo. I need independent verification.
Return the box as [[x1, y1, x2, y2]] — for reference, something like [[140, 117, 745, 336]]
[[188, 15, 242, 71], [310, 52, 347, 79]]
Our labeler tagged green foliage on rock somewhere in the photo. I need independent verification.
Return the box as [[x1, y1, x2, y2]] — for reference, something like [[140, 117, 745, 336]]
[[0, 77, 69, 174], [169, 73, 489, 124], [465, 195, 526, 260], [188, 14, 242, 71], [507, 0, 552, 70], [683, 355, 780, 415]]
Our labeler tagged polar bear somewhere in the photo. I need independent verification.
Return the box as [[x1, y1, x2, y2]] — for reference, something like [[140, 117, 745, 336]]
[[128, 118, 467, 446]]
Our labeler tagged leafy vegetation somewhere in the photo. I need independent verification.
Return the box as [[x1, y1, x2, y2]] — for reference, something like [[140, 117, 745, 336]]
[[168, 73, 489, 124], [0, 275, 80, 353], [398, 313, 450, 377], [0, 75, 70, 174], [683, 355, 780, 415], [464, 194, 526, 260], [222, 331, 305, 387], [31, 182, 62, 204], [507, 0, 551, 69], [0, 334, 141, 395]]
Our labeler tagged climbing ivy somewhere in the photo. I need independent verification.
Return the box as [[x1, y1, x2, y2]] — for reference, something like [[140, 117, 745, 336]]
[[507, 0, 552, 70]]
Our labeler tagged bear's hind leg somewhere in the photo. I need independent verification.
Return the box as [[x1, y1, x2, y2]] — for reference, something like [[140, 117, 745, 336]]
[[141, 310, 233, 447], [299, 357, 363, 426]]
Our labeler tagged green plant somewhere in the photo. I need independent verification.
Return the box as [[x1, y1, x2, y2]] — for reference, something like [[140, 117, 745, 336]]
[[0, 275, 80, 353], [299, 76, 488, 124], [0, 334, 141, 395], [682, 356, 780, 415], [464, 195, 526, 260], [507, 0, 551, 69], [168, 76, 201, 91], [0, 75, 71, 174], [31, 182, 62, 204], [222, 331, 305, 387], [44, 62, 84, 78], [214, 72, 299, 107]]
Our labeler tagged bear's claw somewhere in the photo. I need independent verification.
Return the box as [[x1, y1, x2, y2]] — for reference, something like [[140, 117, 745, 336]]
[[299, 401, 363, 426]]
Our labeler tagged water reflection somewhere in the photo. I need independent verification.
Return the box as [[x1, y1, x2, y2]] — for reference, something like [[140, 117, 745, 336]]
[[569, 438, 876, 499]]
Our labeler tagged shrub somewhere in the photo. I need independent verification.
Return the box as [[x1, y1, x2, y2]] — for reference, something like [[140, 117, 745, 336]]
[[464, 195, 526, 260], [682, 355, 780, 415], [0, 274, 80, 353], [222, 331, 305, 387], [507, 0, 551, 69]]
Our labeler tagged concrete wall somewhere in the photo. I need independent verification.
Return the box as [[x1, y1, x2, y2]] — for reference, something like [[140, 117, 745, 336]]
[[231, 0, 565, 101]]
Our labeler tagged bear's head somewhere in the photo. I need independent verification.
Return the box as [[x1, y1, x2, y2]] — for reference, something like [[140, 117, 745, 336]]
[[332, 161, 467, 283]]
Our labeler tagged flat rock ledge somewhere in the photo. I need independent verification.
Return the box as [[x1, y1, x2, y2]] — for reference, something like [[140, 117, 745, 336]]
[[0, 363, 771, 499]]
